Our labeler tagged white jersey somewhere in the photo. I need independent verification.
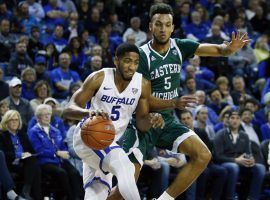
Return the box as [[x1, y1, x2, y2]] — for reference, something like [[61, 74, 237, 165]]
[[89, 68, 142, 141]]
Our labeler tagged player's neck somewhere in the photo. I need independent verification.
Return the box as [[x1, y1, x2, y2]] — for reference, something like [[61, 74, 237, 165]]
[[151, 39, 170, 54], [114, 71, 130, 93]]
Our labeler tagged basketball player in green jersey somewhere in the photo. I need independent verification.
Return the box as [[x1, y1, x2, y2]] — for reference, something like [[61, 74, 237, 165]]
[[109, 3, 250, 200]]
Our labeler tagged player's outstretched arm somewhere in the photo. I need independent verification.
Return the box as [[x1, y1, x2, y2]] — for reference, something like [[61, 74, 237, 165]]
[[195, 31, 249, 57], [135, 79, 164, 132], [62, 72, 103, 120]]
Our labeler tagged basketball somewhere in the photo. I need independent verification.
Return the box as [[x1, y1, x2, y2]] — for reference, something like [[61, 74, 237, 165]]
[[80, 117, 116, 150]]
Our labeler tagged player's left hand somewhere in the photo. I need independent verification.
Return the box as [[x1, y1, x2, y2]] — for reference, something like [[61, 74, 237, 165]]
[[225, 31, 250, 53], [149, 113, 165, 129]]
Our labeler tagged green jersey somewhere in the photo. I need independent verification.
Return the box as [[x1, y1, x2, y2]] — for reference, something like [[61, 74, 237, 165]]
[[138, 38, 200, 102]]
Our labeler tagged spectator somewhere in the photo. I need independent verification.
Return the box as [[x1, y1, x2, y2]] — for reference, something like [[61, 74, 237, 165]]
[[0, 67, 9, 101], [208, 16, 230, 40], [126, 34, 136, 45], [0, 1, 14, 22], [178, 109, 227, 200], [28, 97, 66, 139], [260, 110, 270, 141], [4, 77, 34, 128], [26, 0, 45, 22], [80, 29, 96, 56], [46, 24, 68, 53], [122, 17, 147, 47], [208, 88, 230, 115], [243, 98, 266, 127], [0, 110, 42, 200], [57, 0, 77, 14], [50, 52, 82, 99], [81, 55, 102, 81], [8, 41, 33, 77], [240, 108, 263, 145], [28, 26, 44, 60], [63, 12, 81, 41], [109, 12, 125, 35], [253, 35, 270, 64], [34, 56, 52, 85], [0, 150, 27, 200], [231, 75, 252, 105], [84, 7, 102, 37], [0, 18, 18, 53], [90, 44, 102, 57], [63, 36, 86, 72], [0, 99, 9, 122], [214, 110, 266, 200], [194, 105, 216, 140], [174, 1, 191, 30], [214, 110, 231, 133], [181, 76, 197, 95], [194, 90, 219, 125], [28, 104, 84, 200], [77, 0, 91, 27], [43, 0, 68, 29], [184, 11, 208, 41], [30, 80, 51, 112], [17, 1, 39, 35], [60, 82, 81, 109], [45, 43, 59, 70], [21, 67, 36, 101], [250, 5, 270, 34], [216, 76, 234, 106]]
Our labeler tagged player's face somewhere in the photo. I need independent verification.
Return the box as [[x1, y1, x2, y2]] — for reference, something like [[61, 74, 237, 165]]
[[150, 14, 174, 45], [115, 52, 139, 81]]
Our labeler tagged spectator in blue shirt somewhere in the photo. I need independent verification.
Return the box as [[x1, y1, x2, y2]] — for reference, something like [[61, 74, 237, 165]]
[[28, 104, 83, 200], [21, 67, 36, 101], [260, 110, 270, 141], [50, 52, 82, 99], [208, 88, 229, 115], [46, 24, 68, 53], [0, 110, 42, 200]]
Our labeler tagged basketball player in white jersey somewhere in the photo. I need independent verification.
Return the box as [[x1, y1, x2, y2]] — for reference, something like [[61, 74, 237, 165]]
[[62, 43, 165, 200]]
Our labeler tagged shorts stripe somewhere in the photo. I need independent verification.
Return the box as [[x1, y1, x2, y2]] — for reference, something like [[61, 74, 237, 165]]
[[84, 176, 111, 192], [93, 146, 122, 174]]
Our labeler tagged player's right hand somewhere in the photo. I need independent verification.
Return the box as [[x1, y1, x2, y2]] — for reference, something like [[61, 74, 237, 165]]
[[175, 95, 198, 109], [149, 113, 165, 129], [89, 109, 109, 120]]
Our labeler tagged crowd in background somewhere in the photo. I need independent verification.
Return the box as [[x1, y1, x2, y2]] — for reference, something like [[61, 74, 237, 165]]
[[0, 0, 270, 199]]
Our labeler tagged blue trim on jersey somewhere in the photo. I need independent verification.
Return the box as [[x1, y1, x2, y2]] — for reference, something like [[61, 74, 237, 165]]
[[84, 177, 111, 193], [93, 146, 122, 175]]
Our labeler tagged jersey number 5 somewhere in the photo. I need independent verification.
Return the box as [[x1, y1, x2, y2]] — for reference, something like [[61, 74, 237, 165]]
[[111, 106, 121, 121], [164, 77, 171, 90]]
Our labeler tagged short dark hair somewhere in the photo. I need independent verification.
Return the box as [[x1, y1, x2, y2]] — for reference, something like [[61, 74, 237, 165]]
[[175, 109, 192, 121], [228, 109, 240, 118], [115, 43, 139, 58], [149, 3, 174, 20], [244, 98, 260, 107], [239, 108, 252, 116]]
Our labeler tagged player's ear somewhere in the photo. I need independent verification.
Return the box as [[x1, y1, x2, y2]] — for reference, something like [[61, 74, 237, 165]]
[[171, 23, 174, 33], [149, 22, 152, 32], [114, 57, 119, 67]]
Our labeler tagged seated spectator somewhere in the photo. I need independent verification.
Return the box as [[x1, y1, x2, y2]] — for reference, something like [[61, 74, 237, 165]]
[[214, 110, 231, 133], [26, 0, 45, 22], [34, 56, 52, 85], [184, 11, 208, 41], [0, 18, 18, 55], [80, 55, 102, 81], [208, 88, 230, 115], [253, 35, 270, 64], [21, 67, 36, 101], [194, 105, 216, 140], [57, 0, 77, 14], [43, 0, 68, 29], [240, 108, 263, 145], [0, 99, 9, 122], [63, 12, 81, 41], [109, 12, 125, 35], [0, 150, 26, 200], [17, 1, 39, 35], [244, 98, 266, 127], [8, 41, 33, 77], [214, 110, 266, 200], [45, 43, 59, 70], [4, 77, 34, 128], [189, 55, 215, 82], [50, 52, 82, 99], [0, 1, 14, 22], [63, 36, 86, 73], [65, 122, 82, 176], [28, 97, 66, 139], [178, 109, 227, 200], [0, 110, 42, 200], [84, 7, 102, 37], [30, 80, 51, 112], [46, 24, 68, 53], [122, 17, 147, 47], [0, 67, 9, 101], [231, 75, 252, 106], [216, 76, 234, 106], [260, 110, 270, 141], [80, 29, 96, 56], [28, 104, 84, 200], [194, 90, 219, 125], [60, 82, 80, 109], [28, 26, 44, 60], [181, 77, 197, 95]]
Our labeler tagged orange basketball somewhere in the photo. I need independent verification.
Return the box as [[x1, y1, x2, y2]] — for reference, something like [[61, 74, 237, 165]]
[[80, 117, 116, 150]]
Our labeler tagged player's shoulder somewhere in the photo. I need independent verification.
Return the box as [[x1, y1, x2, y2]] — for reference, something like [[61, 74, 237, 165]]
[[173, 38, 200, 47], [139, 42, 151, 56], [83, 69, 106, 88]]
